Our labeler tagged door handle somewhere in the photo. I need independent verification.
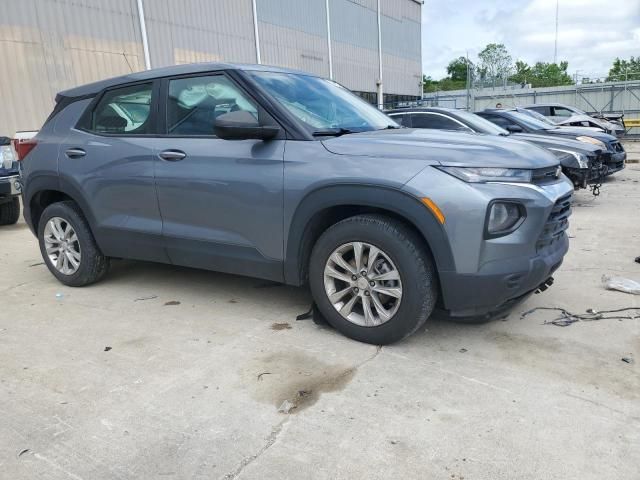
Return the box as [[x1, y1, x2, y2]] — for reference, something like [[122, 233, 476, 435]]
[[65, 148, 86, 158], [159, 150, 187, 161]]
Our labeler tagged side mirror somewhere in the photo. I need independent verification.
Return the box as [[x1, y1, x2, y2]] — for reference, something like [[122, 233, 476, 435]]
[[506, 125, 523, 133], [214, 111, 280, 141]]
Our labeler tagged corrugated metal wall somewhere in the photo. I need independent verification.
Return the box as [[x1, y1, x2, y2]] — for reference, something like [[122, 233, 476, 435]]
[[1, 0, 422, 135], [0, 0, 145, 135], [143, 0, 257, 67]]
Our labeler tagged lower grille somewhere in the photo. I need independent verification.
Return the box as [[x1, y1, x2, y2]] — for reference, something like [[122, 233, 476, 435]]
[[537, 194, 572, 252]]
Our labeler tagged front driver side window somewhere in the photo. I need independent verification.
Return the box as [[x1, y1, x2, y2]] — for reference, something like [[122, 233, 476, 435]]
[[552, 107, 573, 118], [167, 75, 258, 136]]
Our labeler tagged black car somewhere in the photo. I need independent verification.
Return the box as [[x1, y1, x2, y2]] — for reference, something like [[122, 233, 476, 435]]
[[0, 136, 21, 225], [386, 107, 604, 189], [476, 109, 626, 175]]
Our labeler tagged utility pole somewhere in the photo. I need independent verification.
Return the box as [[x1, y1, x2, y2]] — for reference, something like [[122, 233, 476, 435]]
[[553, 0, 559, 64]]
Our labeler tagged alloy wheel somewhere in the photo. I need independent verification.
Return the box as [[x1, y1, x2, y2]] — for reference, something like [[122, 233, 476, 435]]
[[43, 217, 82, 275], [323, 241, 402, 327]]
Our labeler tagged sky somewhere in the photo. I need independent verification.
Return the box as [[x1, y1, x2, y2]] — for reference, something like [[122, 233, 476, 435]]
[[422, 0, 640, 81]]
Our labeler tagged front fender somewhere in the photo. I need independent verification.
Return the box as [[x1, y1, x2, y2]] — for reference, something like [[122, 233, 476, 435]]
[[283, 184, 456, 286]]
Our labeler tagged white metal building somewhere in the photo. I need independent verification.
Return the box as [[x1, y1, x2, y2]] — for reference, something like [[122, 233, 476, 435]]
[[1, 0, 423, 135]]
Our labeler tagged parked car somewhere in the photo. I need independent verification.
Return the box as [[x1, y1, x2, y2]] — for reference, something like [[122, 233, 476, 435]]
[[477, 109, 626, 175], [19, 63, 574, 344], [521, 103, 625, 137], [0, 136, 21, 225], [386, 107, 605, 189]]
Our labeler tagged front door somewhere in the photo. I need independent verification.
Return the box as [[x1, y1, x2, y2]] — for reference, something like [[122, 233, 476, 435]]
[[152, 72, 285, 281]]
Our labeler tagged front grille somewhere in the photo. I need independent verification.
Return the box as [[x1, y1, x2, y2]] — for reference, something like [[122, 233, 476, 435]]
[[537, 193, 572, 252], [531, 165, 561, 185], [610, 141, 624, 153]]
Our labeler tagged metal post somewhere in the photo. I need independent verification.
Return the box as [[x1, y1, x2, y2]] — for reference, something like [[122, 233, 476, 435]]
[[136, 0, 151, 70], [553, 0, 559, 64], [252, 0, 261, 64], [325, 0, 333, 79], [376, 0, 383, 109]]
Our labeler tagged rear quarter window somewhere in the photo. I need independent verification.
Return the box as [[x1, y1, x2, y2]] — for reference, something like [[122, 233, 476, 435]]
[[81, 83, 153, 135]]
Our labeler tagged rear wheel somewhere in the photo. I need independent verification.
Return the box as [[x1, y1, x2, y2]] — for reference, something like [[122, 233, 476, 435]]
[[38, 201, 110, 286], [309, 214, 437, 345], [0, 197, 20, 225]]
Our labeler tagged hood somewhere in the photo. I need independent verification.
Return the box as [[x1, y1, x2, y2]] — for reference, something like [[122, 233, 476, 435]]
[[322, 128, 559, 169], [511, 132, 601, 156], [544, 127, 617, 143], [556, 114, 608, 130]]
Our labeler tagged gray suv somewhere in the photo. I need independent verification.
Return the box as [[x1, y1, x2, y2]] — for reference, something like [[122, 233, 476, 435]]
[[20, 63, 573, 344]]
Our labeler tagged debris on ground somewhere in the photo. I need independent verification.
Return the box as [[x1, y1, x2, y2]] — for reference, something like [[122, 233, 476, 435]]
[[278, 399, 296, 414], [134, 295, 157, 302], [621, 357, 635, 364], [602, 275, 640, 295], [635, 256, 640, 264], [296, 303, 329, 326], [17, 449, 30, 457], [257, 372, 272, 381], [271, 322, 292, 331], [104, 346, 112, 352], [459, 348, 468, 353], [55, 293, 63, 299], [521, 306, 640, 327], [164, 300, 181, 306], [29, 262, 44, 267]]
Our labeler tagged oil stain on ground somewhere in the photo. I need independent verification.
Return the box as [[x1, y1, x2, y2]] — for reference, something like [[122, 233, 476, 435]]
[[270, 322, 292, 331], [240, 351, 356, 413]]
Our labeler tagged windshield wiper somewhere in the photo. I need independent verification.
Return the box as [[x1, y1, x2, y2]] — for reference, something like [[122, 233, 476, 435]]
[[379, 124, 402, 130], [312, 128, 356, 137]]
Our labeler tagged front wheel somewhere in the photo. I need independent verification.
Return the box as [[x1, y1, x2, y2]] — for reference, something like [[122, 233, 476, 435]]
[[38, 201, 110, 287], [309, 214, 438, 345], [0, 197, 20, 225]]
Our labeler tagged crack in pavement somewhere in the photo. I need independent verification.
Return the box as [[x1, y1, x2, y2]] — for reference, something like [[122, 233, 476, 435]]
[[221, 418, 289, 480]]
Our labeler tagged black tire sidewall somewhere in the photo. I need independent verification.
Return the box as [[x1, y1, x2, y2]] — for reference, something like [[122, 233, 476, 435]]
[[309, 216, 436, 345], [38, 202, 107, 287], [0, 197, 20, 225]]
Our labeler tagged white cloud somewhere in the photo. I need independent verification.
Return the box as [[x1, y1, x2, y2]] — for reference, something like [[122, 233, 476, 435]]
[[422, 0, 640, 79]]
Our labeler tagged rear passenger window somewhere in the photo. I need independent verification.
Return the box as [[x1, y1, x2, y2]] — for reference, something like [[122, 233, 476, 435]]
[[88, 83, 153, 134], [166, 75, 258, 136]]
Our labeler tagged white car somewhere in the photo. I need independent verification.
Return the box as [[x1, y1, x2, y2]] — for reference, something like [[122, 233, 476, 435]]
[[522, 104, 625, 137]]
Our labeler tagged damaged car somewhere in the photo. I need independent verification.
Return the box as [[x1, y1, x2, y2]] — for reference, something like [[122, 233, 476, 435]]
[[477, 109, 626, 176], [522, 103, 625, 137]]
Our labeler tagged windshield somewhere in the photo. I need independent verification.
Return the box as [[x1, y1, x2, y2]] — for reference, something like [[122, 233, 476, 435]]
[[504, 111, 557, 131], [248, 71, 397, 133], [453, 109, 509, 135], [517, 108, 557, 126]]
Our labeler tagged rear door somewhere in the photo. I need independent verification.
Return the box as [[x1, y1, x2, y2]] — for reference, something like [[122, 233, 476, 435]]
[[151, 71, 286, 281], [59, 81, 168, 262]]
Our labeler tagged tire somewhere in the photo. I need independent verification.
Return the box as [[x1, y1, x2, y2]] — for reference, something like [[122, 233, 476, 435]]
[[0, 197, 20, 225], [309, 214, 437, 345], [38, 201, 110, 287]]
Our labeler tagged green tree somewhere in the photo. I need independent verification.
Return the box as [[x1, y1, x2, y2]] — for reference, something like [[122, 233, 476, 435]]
[[446, 56, 474, 82], [509, 60, 531, 85], [607, 57, 640, 81], [529, 61, 573, 87], [477, 43, 513, 86]]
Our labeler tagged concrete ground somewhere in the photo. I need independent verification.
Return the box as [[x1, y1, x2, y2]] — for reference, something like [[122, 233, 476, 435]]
[[1, 168, 639, 480]]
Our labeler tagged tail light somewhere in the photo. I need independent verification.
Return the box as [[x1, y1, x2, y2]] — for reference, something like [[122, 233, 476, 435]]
[[12, 138, 37, 161]]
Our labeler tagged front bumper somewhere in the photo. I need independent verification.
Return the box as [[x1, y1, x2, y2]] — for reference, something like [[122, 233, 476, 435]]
[[0, 174, 21, 198], [439, 235, 567, 319], [603, 152, 626, 174]]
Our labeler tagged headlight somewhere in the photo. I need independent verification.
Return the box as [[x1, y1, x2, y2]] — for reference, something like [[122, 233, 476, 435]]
[[549, 148, 589, 169], [437, 166, 533, 183], [576, 136, 606, 149], [0, 145, 16, 169], [486, 201, 525, 237]]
